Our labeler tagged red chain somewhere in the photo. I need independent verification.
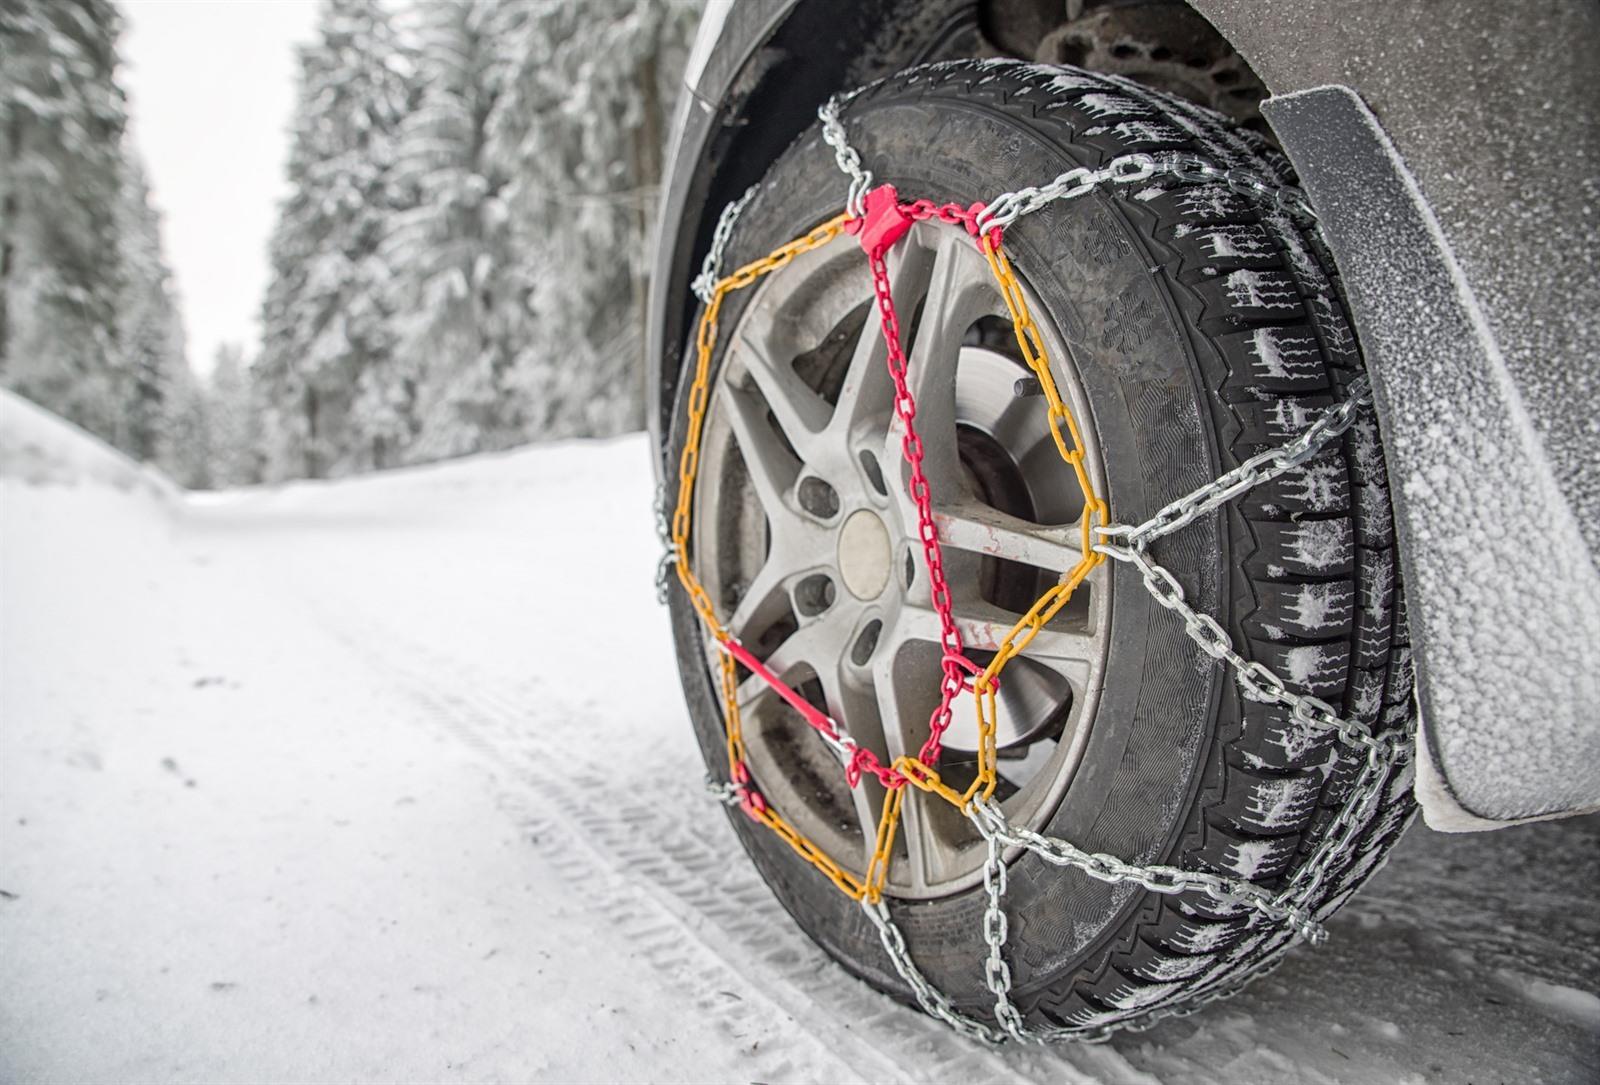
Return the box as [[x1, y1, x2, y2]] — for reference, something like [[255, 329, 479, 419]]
[[853, 187, 1000, 768], [721, 186, 1002, 804]]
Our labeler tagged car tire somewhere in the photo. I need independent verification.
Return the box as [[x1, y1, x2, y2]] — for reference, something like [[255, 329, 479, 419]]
[[664, 59, 1416, 1032]]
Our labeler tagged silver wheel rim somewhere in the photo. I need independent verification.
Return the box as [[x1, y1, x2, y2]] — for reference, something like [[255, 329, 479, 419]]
[[694, 220, 1111, 899]]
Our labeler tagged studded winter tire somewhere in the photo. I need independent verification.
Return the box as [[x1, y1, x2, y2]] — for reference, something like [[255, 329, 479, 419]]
[[664, 60, 1417, 1033]]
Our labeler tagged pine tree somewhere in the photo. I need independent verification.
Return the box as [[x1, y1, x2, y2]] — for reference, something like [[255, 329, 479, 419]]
[[208, 342, 262, 487], [251, 0, 703, 476], [115, 152, 187, 461], [158, 363, 213, 490], [0, 0, 129, 445], [488, 0, 700, 439], [257, 0, 413, 480], [384, 0, 527, 463]]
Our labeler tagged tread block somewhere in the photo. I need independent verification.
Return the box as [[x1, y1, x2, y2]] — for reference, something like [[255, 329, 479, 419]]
[[1212, 764, 1322, 836], [1123, 936, 1220, 981], [1074, 91, 1157, 122], [1151, 909, 1254, 955], [1218, 325, 1332, 395], [1344, 412, 1388, 487], [1384, 644, 1415, 706], [1247, 637, 1352, 699], [1037, 990, 1130, 1031], [1244, 577, 1355, 641], [1237, 700, 1338, 771], [1168, 222, 1282, 270], [1239, 451, 1352, 520], [1200, 823, 1300, 881], [1231, 394, 1336, 449], [1352, 548, 1396, 669], [1088, 119, 1192, 151], [1345, 666, 1387, 727], [1196, 268, 1308, 324], [1353, 480, 1396, 547], [1244, 517, 1356, 579], [1140, 182, 1259, 226]]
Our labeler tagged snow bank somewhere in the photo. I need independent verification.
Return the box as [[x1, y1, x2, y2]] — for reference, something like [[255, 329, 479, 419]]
[[0, 388, 179, 502]]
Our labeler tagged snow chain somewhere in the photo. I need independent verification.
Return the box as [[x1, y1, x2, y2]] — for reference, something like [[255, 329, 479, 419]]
[[661, 91, 1415, 1045]]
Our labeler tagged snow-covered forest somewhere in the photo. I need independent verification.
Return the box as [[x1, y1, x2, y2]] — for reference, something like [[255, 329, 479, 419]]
[[0, 0, 700, 487]]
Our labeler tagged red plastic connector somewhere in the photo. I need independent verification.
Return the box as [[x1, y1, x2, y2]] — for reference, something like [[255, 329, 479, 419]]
[[846, 184, 914, 255]]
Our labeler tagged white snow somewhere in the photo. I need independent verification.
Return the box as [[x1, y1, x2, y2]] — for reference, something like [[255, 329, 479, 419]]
[[1223, 269, 1301, 311], [1105, 980, 1186, 1011], [1173, 185, 1239, 221], [1282, 644, 1336, 689], [1286, 519, 1353, 572], [1043, 73, 1103, 96], [2, 408, 1596, 1083], [1077, 93, 1148, 119], [1282, 460, 1345, 513], [1200, 226, 1272, 262], [1242, 777, 1317, 832], [1220, 838, 1287, 879], [1247, 327, 1323, 383], [1110, 120, 1182, 146]]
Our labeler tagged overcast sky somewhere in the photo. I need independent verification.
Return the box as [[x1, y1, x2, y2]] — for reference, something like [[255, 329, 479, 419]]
[[120, 0, 321, 378]]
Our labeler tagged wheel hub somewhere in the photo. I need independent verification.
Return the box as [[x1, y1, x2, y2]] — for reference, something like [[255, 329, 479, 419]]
[[837, 510, 891, 600]]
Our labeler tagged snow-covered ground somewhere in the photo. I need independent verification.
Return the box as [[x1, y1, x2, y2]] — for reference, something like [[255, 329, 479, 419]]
[[2, 397, 1596, 1084]]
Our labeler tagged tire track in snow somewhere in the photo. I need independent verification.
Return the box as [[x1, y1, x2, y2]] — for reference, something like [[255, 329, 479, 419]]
[[319, 613, 1149, 1085]]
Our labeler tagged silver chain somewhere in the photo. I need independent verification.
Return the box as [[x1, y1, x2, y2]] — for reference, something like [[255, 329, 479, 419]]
[[977, 153, 1157, 230], [704, 777, 741, 806], [653, 482, 676, 605], [1099, 377, 1371, 551], [818, 96, 874, 218], [690, 184, 757, 305], [689, 94, 1412, 1044], [860, 386, 1409, 1045], [861, 898, 1005, 1044]]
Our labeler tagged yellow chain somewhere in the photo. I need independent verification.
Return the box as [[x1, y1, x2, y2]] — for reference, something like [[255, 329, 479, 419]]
[[673, 215, 1104, 905], [672, 214, 864, 898]]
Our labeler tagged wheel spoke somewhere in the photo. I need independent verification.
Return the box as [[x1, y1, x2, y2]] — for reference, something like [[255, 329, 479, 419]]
[[892, 594, 1098, 672], [716, 381, 802, 524], [893, 231, 996, 489], [826, 240, 934, 446], [727, 557, 791, 644], [733, 324, 832, 464], [808, 650, 894, 866], [931, 498, 1084, 574], [735, 601, 855, 708]]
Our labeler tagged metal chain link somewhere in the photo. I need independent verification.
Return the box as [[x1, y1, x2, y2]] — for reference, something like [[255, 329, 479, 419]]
[[861, 898, 1005, 1044], [1098, 376, 1372, 550], [680, 95, 1412, 1045], [977, 153, 1157, 230], [653, 482, 676, 605], [690, 185, 758, 305], [818, 96, 874, 217]]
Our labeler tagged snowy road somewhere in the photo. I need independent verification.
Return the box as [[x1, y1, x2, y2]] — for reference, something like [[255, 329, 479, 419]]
[[2, 419, 1597, 1083]]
